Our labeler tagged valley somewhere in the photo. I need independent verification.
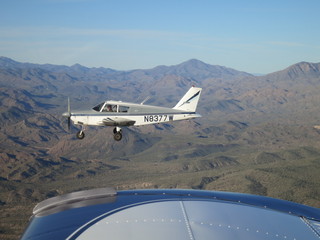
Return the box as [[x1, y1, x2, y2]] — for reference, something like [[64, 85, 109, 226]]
[[1, 57, 320, 239]]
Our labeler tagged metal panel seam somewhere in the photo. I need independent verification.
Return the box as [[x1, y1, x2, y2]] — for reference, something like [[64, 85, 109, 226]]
[[179, 201, 195, 240], [301, 217, 320, 239]]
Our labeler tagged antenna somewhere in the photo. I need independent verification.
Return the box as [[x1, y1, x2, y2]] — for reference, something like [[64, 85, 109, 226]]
[[140, 96, 151, 105]]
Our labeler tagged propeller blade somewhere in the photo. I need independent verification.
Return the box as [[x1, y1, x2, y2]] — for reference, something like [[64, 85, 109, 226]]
[[62, 97, 72, 131], [68, 116, 71, 131], [67, 97, 71, 131], [67, 97, 70, 115]]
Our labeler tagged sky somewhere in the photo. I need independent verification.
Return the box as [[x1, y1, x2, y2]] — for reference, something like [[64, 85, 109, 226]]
[[0, 0, 320, 74]]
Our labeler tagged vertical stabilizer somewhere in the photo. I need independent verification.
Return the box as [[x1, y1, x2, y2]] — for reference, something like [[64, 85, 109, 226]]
[[173, 87, 202, 112]]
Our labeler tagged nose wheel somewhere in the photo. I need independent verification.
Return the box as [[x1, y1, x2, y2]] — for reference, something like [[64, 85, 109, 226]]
[[76, 125, 86, 140], [76, 130, 85, 139], [113, 127, 122, 141]]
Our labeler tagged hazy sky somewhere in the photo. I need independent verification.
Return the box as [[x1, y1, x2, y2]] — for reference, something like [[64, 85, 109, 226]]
[[1, 0, 319, 73]]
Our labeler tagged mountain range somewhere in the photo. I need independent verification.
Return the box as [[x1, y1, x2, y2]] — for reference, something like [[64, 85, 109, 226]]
[[1, 56, 320, 239]]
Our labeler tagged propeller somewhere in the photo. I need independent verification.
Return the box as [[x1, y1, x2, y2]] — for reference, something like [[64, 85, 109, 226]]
[[67, 97, 71, 130], [62, 97, 71, 131]]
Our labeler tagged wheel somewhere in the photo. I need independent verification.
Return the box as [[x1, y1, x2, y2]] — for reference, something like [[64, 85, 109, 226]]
[[114, 132, 122, 141], [76, 131, 85, 139]]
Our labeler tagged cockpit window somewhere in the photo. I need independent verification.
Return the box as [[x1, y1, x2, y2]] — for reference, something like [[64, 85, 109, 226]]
[[93, 102, 104, 112], [93, 103, 129, 113]]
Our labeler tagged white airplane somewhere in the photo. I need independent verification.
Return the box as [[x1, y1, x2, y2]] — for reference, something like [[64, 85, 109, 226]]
[[62, 86, 202, 141]]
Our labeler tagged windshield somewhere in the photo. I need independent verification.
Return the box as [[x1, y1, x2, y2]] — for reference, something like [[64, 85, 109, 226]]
[[92, 102, 105, 112]]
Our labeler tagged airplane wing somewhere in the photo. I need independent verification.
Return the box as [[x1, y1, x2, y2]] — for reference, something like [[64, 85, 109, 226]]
[[102, 117, 135, 126], [21, 188, 320, 240]]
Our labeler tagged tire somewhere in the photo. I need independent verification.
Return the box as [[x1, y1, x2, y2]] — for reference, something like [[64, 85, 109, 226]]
[[114, 132, 122, 141], [76, 131, 85, 139]]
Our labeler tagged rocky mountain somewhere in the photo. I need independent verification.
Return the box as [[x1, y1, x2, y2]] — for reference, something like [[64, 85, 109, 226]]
[[1, 56, 320, 159], [1, 56, 320, 171], [264, 61, 320, 82], [1, 57, 320, 239]]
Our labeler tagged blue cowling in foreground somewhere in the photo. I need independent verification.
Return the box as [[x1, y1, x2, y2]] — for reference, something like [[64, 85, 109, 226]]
[[21, 188, 320, 240]]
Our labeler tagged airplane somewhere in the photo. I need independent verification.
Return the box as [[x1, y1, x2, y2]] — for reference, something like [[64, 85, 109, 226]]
[[62, 86, 202, 141], [21, 188, 320, 240]]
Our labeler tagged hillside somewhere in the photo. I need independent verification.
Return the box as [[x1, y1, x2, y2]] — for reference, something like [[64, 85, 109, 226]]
[[1, 57, 320, 239]]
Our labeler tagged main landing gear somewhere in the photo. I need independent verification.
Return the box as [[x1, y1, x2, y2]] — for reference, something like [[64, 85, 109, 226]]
[[75, 126, 122, 141], [113, 127, 122, 141]]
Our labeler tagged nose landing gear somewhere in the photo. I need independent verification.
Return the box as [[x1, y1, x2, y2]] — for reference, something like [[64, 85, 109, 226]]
[[76, 130, 85, 139], [76, 125, 86, 140]]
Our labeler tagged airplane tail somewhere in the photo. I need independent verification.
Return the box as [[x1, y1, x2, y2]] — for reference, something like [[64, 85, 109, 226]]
[[173, 86, 202, 112]]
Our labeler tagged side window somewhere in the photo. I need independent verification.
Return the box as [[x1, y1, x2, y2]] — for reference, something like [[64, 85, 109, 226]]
[[119, 106, 129, 113], [102, 104, 117, 112]]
